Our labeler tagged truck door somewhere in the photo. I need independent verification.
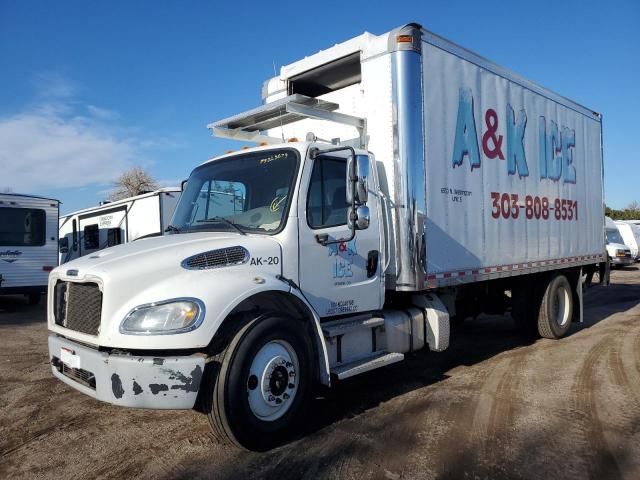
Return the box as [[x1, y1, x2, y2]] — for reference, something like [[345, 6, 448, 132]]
[[298, 152, 383, 317]]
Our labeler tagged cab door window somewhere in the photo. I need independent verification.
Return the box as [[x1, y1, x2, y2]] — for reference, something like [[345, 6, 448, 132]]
[[306, 158, 349, 229]]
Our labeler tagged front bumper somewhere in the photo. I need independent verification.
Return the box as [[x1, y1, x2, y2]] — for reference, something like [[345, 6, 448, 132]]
[[48, 334, 205, 409], [611, 256, 634, 266]]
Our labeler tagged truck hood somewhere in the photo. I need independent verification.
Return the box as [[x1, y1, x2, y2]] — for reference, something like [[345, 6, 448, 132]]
[[49, 232, 285, 348], [55, 232, 279, 276], [606, 242, 629, 253]]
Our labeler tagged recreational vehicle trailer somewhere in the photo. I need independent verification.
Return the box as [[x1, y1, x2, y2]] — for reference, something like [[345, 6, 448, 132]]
[[48, 23, 605, 449], [0, 193, 59, 304], [58, 188, 180, 264]]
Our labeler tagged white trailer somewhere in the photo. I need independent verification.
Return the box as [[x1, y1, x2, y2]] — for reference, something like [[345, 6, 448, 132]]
[[58, 188, 181, 263], [47, 23, 605, 450], [0, 193, 59, 304]]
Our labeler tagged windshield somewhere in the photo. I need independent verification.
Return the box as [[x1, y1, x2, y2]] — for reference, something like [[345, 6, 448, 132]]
[[606, 228, 624, 245], [172, 149, 299, 234]]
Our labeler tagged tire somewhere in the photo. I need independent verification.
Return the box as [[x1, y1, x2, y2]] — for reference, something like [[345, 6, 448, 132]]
[[537, 274, 573, 339], [205, 314, 313, 450]]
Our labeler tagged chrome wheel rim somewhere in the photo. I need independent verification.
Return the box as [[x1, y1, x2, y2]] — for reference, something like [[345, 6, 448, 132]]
[[553, 284, 571, 327], [246, 340, 299, 422]]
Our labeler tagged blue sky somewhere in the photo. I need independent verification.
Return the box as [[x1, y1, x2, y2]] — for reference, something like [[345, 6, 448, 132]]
[[1, 0, 638, 214]]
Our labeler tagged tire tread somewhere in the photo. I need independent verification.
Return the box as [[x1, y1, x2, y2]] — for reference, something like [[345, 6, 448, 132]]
[[537, 274, 572, 339]]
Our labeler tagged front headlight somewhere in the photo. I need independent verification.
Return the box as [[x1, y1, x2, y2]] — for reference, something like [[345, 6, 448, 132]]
[[120, 298, 205, 335]]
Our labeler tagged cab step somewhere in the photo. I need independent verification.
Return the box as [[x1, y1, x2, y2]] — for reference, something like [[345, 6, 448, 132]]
[[330, 352, 404, 380], [321, 314, 384, 338]]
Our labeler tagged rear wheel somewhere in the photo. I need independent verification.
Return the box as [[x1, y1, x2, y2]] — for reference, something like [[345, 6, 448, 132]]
[[205, 314, 313, 450], [537, 274, 573, 339]]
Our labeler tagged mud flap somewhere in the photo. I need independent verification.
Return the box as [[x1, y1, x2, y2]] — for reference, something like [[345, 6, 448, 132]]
[[577, 268, 584, 323], [569, 268, 584, 324]]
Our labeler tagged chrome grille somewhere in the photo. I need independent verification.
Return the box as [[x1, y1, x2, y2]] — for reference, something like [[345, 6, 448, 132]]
[[182, 246, 249, 270], [54, 281, 102, 336]]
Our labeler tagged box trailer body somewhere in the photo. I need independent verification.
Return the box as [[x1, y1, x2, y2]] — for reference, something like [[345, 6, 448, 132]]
[[259, 26, 604, 293], [58, 188, 180, 263], [0, 193, 59, 303], [47, 23, 605, 449], [614, 221, 639, 260], [627, 223, 640, 259]]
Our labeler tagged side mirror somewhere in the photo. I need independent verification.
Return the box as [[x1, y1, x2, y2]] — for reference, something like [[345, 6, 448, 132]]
[[181, 179, 188, 192], [346, 155, 369, 205], [350, 205, 370, 230], [59, 237, 69, 254]]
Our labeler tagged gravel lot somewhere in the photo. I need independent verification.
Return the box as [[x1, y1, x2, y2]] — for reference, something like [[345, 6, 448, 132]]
[[1, 268, 639, 479]]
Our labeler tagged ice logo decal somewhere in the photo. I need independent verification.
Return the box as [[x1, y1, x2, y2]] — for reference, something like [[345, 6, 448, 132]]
[[452, 88, 576, 183], [328, 240, 357, 279], [0, 250, 22, 263]]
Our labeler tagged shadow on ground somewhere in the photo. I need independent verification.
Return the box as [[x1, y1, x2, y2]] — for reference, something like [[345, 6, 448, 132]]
[[0, 295, 46, 325], [168, 280, 640, 480]]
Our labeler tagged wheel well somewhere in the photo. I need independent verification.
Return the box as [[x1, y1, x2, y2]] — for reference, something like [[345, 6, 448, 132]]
[[206, 290, 322, 377]]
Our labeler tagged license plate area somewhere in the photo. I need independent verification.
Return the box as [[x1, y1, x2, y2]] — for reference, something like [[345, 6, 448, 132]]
[[60, 347, 81, 369]]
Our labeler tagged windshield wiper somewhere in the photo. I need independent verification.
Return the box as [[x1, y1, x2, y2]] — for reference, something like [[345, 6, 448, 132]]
[[197, 216, 247, 235], [164, 224, 181, 233]]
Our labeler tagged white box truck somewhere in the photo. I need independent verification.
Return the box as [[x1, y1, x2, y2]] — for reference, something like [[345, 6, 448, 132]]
[[614, 220, 639, 260], [606, 217, 633, 266], [58, 188, 181, 264], [47, 23, 605, 450], [1, 193, 59, 304]]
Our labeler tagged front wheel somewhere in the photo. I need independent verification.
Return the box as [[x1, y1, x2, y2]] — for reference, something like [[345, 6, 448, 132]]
[[537, 274, 573, 339], [205, 314, 313, 450]]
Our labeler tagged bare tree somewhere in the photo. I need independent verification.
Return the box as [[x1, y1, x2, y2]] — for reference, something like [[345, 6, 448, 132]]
[[626, 200, 640, 211], [109, 167, 159, 201]]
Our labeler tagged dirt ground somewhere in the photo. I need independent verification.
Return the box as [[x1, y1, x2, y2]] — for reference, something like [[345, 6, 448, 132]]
[[1, 268, 639, 480]]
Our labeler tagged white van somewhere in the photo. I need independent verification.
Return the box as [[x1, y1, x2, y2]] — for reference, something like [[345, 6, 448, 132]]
[[0, 193, 59, 304]]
